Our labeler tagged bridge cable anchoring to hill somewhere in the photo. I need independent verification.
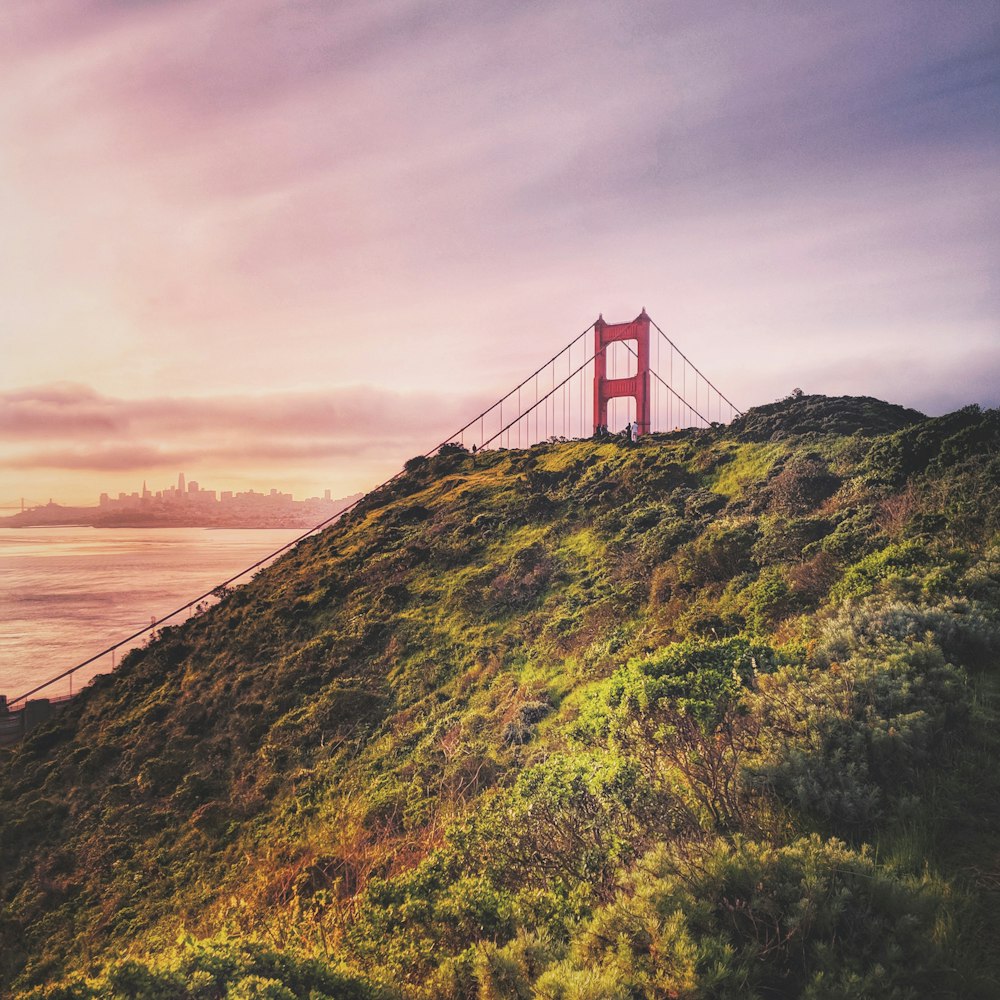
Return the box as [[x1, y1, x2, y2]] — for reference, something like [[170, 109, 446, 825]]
[[6, 310, 741, 711]]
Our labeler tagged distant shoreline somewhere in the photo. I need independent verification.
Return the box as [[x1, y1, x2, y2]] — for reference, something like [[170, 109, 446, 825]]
[[0, 524, 308, 530], [0, 494, 362, 531], [0, 519, 335, 530]]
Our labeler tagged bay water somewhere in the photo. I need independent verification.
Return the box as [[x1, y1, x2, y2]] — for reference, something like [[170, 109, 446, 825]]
[[0, 527, 305, 701]]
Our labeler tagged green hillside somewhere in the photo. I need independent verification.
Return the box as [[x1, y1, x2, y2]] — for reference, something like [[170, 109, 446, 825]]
[[3, 395, 1000, 999]]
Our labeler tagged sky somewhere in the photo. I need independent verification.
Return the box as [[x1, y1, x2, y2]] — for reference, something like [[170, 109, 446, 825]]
[[1, 0, 998, 506]]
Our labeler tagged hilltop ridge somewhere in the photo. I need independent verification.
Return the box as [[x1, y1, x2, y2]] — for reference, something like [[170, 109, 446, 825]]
[[2, 395, 999, 999], [729, 391, 924, 440]]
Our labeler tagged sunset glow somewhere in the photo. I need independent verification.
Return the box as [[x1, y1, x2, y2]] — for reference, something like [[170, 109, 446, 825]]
[[2, 1, 997, 505]]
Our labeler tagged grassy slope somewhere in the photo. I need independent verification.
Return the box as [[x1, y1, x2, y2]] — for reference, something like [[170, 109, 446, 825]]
[[2, 395, 999, 997]]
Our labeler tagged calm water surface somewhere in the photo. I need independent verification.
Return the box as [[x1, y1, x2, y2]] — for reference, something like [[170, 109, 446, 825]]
[[0, 527, 304, 700]]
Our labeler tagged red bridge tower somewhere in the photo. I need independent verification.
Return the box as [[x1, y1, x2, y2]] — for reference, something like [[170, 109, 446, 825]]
[[593, 310, 651, 436]]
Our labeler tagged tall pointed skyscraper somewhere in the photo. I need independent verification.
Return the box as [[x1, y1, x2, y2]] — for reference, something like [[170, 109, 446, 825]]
[[178, 473, 186, 495]]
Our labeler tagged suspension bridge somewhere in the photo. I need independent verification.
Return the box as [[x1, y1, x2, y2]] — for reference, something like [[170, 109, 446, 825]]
[[1, 311, 741, 740], [0, 499, 44, 512], [442, 310, 739, 451]]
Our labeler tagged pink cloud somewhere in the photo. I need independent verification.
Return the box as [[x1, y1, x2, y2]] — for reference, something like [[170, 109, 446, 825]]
[[0, 382, 476, 436], [0, 382, 483, 476]]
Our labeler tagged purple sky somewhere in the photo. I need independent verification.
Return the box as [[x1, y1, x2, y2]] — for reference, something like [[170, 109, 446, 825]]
[[2, 1, 998, 504]]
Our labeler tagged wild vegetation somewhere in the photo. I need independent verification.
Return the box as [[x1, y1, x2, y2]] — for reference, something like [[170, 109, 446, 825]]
[[2, 394, 999, 998]]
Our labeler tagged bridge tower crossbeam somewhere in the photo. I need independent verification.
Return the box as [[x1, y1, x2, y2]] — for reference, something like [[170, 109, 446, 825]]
[[593, 310, 650, 436]]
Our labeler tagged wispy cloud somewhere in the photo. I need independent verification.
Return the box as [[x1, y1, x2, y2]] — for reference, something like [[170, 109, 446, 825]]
[[0, 382, 481, 498], [0, 382, 475, 440]]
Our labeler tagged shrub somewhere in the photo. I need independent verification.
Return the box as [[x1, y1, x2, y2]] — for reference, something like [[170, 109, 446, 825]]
[[572, 639, 779, 834], [741, 567, 794, 635], [786, 550, 840, 606], [538, 835, 963, 999], [350, 856, 515, 978], [817, 503, 883, 561], [748, 639, 971, 827], [815, 595, 1000, 672], [226, 977, 297, 1000], [17, 937, 380, 1000], [752, 514, 833, 565], [673, 522, 758, 590], [601, 637, 777, 727], [830, 541, 932, 602], [631, 513, 691, 570], [533, 966, 631, 1000], [861, 403, 994, 487], [473, 933, 557, 1000], [473, 945, 530, 1000], [766, 456, 840, 515], [463, 753, 654, 900]]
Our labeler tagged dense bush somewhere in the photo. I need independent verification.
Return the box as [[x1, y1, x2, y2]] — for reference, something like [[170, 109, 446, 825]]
[[532, 835, 964, 999], [568, 639, 779, 835], [862, 405, 999, 487], [17, 937, 382, 1000], [749, 634, 971, 828], [816, 595, 1000, 671], [765, 456, 840, 515], [830, 541, 934, 601]]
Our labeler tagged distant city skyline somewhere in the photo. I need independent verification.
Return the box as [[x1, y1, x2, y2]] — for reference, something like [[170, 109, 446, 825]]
[[97, 471, 335, 508], [4, 470, 356, 529], [1, 2, 997, 506], [4, 472, 340, 512]]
